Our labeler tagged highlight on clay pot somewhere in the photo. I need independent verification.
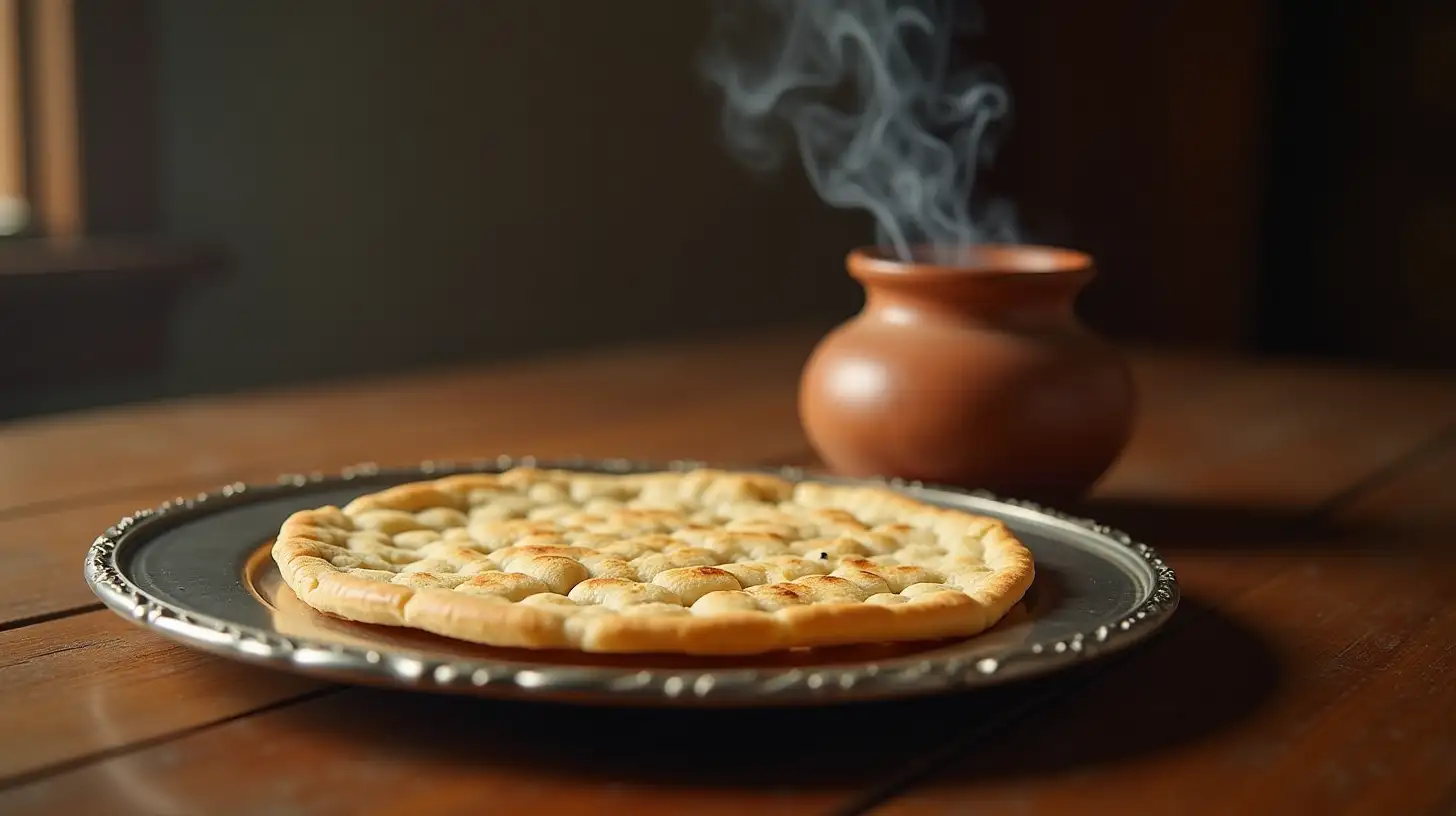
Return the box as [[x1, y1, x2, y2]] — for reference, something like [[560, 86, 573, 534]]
[[798, 244, 1137, 500]]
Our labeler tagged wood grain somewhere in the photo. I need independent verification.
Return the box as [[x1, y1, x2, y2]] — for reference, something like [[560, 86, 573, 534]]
[[877, 435, 1456, 814], [0, 342, 1348, 628], [2, 334, 1454, 814], [1095, 356, 1456, 509], [0, 326, 819, 516], [0, 611, 323, 783], [0, 386, 812, 627], [1333, 432, 1456, 532], [0, 682, 1039, 815]]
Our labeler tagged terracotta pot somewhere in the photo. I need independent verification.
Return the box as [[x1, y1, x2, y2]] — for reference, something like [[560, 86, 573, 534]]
[[799, 244, 1136, 500]]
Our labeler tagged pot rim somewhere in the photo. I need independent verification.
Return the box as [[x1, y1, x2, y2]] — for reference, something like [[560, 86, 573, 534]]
[[848, 243, 1094, 281]]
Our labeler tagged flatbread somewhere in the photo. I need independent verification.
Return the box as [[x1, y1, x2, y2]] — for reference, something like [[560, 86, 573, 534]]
[[271, 467, 1035, 655]]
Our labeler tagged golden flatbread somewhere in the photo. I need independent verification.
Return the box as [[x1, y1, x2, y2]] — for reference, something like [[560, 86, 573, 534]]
[[271, 468, 1034, 655]]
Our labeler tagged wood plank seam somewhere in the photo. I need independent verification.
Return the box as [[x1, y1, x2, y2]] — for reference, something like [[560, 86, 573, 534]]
[[0, 447, 816, 787], [0, 448, 821, 525], [1300, 421, 1456, 525], [834, 420, 1456, 815], [11, 357, 1456, 810], [0, 324, 824, 515], [0, 481, 223, 525], [9, 418, 1446, 802], [0, 447, 821, 631], [2, 349, 1453, 812], [0, 604, 102, 635], [0, 686, 339, 793]]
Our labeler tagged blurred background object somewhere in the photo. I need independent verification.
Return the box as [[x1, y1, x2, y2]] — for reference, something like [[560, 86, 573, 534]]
[[1, 0, 1452, 421]]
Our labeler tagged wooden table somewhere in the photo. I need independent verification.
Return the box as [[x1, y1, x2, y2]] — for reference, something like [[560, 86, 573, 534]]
[[1, 326, 1454, 815]]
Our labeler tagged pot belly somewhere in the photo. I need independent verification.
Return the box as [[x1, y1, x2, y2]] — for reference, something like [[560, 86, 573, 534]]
[[799, 320, 1135, 498]]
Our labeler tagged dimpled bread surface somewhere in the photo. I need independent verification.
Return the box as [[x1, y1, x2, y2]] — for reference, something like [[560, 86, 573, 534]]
[[271, 467, 1035, 655]]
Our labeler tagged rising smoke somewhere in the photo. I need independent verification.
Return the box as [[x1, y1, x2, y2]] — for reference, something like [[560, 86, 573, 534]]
[[699, 0, 1017, 261]]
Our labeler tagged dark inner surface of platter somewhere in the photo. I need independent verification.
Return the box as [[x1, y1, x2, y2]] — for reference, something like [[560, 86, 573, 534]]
[[119, 472, 1156, 669]]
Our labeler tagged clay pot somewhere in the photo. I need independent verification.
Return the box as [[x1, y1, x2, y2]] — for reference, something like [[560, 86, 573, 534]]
[[799, 244, 1136, 500]]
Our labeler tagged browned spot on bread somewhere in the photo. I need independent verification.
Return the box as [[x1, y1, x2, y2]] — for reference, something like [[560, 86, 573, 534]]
[[681, 565, 734, 579], [750, 583, 812, 602], [574, 577, 635, 591], [496, 545, 588, 560], [797, 574, 855, 590]]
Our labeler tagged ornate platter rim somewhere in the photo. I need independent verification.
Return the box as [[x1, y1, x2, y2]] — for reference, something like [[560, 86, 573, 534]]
[[82, 456, 1180, 706]]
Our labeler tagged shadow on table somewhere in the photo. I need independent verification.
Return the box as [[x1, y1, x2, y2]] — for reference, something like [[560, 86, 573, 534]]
[[1069, 496, 1453, 553], [918, 593, 1285, 788], [261, 597, 1279, 793]]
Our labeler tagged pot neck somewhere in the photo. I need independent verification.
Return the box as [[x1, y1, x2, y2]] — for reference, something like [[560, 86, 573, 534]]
[[849, 245, 1094, 325]]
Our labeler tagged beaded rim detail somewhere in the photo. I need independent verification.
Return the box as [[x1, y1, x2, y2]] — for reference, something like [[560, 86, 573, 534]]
[[82, 456, 1179, 705]]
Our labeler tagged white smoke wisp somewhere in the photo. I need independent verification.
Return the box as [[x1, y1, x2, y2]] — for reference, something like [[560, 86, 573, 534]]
[[699, 0, 1017, 262]]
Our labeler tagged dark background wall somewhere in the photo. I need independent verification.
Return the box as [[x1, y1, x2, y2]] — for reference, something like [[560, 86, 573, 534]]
[[2, 0, 1453, 420], [157, 0, 864, 396]]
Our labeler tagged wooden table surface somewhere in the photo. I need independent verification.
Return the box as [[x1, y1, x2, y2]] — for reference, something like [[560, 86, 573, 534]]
[[1, 325, 1454, 815]]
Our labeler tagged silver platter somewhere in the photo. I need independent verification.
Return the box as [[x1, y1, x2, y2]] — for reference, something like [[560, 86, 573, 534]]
[[84, 457, 1179, 707]]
